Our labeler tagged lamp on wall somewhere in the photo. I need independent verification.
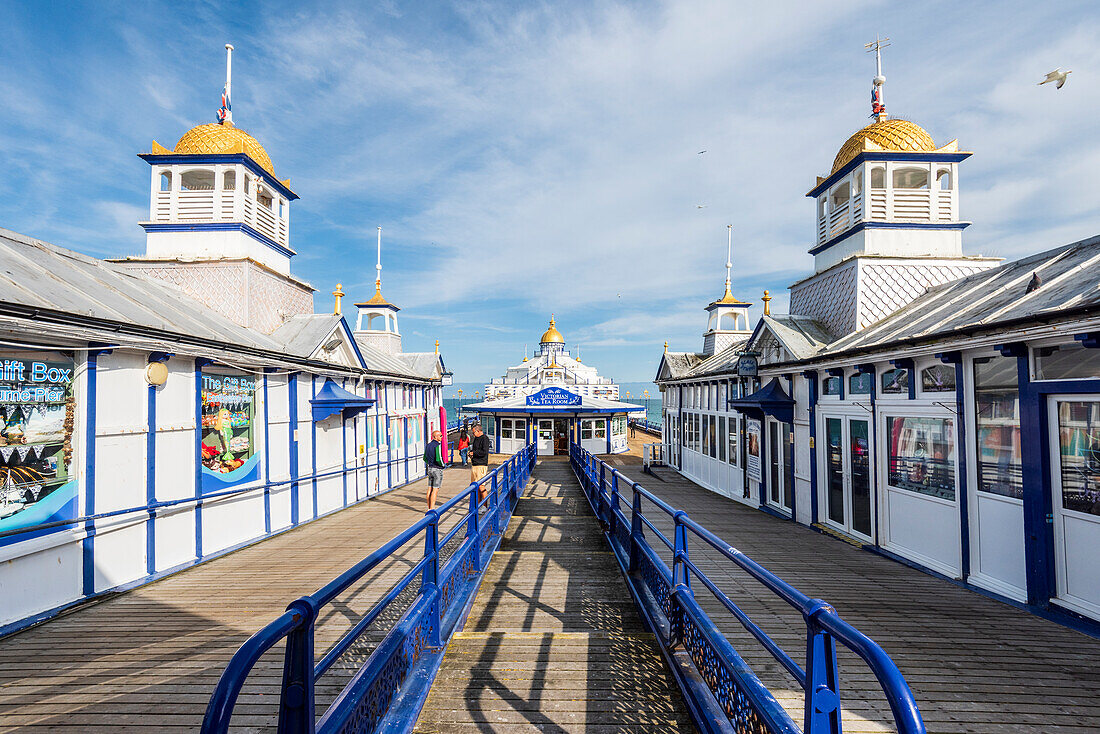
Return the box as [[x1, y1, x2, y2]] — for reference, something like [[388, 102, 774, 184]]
[[145, 352, 173, 386]]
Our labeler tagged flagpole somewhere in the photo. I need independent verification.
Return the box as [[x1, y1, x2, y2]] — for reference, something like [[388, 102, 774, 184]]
[[224, 43, 234, 125]]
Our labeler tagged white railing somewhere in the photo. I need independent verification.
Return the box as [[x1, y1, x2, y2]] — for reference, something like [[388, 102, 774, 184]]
[[254, 205, 278, 241], [176, 191, 215, 221], [869, 189, 887, 219], [893, 190, 931, 220], [642, 442, 670, 472], [154, 192, 171, 221], [935, 190, 954, 220], [827, 202, 850, 238]]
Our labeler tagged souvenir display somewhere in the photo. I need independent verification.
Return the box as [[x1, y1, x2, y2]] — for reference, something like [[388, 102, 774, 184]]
[[200, 371, 259, 492]]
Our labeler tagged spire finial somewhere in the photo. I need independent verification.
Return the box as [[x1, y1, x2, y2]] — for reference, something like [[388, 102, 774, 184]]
[[723, 224, 734, 300], [218, 44, 234, 125], [523, 343, 528, 362], [762, 289, 772, 316], [332, 283, 344, 315], [374, 226, 383, 296], [865, 36, 890, 121], [435, 339, 439, 354], [664, 340, 669, 353]]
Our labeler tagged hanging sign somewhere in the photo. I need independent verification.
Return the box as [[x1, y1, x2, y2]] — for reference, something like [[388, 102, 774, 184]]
[[526, 387, 582, 407], [737, 353, 759, 377], [746, 419, 762, 483]]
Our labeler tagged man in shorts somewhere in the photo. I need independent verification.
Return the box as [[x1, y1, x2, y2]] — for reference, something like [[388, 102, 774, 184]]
[[424, 429, 446, 510], [469, 423, 492, 505]]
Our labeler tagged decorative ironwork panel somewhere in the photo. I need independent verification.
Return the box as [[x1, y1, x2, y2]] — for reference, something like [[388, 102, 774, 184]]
[[681, 611, 772, 734], [639, 552, 678, 640], [439, 545, 477, 615]]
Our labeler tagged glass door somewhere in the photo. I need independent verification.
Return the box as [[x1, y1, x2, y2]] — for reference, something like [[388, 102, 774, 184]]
[[537, 419, 553, 455], [821, 415, 874, 541], [766, 419, 793, 513], [1049, 397, 1100, 620]]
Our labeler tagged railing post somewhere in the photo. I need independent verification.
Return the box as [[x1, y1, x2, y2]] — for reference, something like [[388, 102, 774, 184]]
[[598, 462, 607, 522], [804, 601, 842, 734], [609, 471, 620, 538], [490, 471, 500, 532], [628, 486, 643, 574], [673, 511, 692, 597], [423, 510, 442, 646], [468, 486, 481, 572], [277, 598, 318, 734]]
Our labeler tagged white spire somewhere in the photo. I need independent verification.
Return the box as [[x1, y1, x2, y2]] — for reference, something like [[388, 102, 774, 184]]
[[376, 226, 383, 289], [725, 224, 733, 295], [222, 44, 234, 125], [865, 36, 890, 121]]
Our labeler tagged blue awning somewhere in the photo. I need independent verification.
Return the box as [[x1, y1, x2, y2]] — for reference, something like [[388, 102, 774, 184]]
[[728, 378, 794, 423], [310, 379, 374, 422]]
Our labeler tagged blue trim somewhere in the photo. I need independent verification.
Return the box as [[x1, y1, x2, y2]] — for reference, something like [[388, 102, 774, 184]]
[[806, 150, 971, 198], [262, 373, 272, 534], [81, 350, 107, 596], [867, 366, 880, 546], [311, 376, 318, 520], [138, 153, 300, 201], [140, 221, 295, 259], [384, 383, 392, 491], [802, 371, 819, 525], [289, 373, 299, 526], [808, 220, 971, 257], [146, 380, 157, 576], [473, 405, 636, 414], [341, 379, 349, 507]]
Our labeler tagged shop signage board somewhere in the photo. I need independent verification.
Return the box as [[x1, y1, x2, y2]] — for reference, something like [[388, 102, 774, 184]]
[[737, 353, 759, 377], [526, 387, 582, 407], [746, 418, 762, 483], [200, 370, 259, 494], [0, 352, 77, 547]]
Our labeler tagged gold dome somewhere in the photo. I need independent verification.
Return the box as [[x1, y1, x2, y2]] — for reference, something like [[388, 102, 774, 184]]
[[174, 123, 275, 175], [539, 316, 565, 344], [831, 118, 935, 175]]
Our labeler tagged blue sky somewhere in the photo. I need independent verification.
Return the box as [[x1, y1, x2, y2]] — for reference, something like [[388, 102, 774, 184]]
[[1, 1, 1098, 390]]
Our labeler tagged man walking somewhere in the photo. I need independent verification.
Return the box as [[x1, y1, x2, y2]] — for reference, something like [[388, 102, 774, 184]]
[[469, 423, 492, 505], [424, 429, 446, 510]]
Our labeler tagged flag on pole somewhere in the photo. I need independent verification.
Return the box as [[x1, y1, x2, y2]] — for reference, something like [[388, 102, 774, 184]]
[[217, 85, 232, 124], [871, 86, 885, 116]]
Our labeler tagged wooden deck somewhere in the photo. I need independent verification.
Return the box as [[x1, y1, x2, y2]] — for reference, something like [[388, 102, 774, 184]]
[[414, 458, 693, 733], [605, 443, 1100, 733], [0, 464, 497, 732]]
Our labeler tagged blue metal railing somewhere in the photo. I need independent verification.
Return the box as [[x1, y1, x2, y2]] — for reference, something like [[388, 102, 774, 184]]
[[629, 418, 662, 435], [570, 443, 925, 734], [201, 443, 537, 734]]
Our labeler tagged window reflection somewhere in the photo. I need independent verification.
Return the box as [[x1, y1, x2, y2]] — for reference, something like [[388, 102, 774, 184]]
[[974, 356, 1023, 499]]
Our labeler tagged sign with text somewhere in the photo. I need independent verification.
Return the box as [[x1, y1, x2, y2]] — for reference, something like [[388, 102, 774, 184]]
[[746, 419, 762, 483], [737, 353, 759, 377], [526, 387, 582, 407]]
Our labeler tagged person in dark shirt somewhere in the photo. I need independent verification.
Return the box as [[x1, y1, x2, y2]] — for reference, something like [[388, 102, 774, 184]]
[[469, 423, 492, 505], [423, 430, 446, 510]]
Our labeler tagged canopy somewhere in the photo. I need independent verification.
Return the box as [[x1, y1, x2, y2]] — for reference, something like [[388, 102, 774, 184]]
[[728, 378, 794, 424], [310, 378, 375, 422]]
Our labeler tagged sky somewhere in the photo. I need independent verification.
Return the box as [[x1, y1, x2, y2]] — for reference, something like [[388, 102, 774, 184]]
[[1, 0, 1098, 391]]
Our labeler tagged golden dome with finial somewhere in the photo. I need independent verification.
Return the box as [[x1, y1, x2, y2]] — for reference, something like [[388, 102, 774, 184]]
[[355, 279, 399, 310], [830, 118, 936, 175], [713, 283, 747, 306], [171, 123, 276, 175], [539, 315, 565, 344]]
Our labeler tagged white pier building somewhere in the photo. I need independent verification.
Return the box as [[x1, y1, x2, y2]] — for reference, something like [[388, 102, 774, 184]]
[[466, 317, 642, 456]]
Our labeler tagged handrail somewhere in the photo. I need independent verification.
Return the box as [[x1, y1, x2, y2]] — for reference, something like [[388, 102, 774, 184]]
[[201, 442, 538, 734], [570, 442, 926, 734]]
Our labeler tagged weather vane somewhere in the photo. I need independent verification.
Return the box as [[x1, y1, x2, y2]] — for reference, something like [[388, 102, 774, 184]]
[[865, 36, 890, 120]]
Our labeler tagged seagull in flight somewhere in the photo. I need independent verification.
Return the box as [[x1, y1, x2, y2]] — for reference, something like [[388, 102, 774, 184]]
[[1038, 68, 1072, 89], [696, 204, 707, 209], [697, 150, 707, 154]]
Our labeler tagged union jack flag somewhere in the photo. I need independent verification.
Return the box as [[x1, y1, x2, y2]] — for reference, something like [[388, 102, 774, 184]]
[[216, 86, 231, 123], [871, 86, 885, 115]]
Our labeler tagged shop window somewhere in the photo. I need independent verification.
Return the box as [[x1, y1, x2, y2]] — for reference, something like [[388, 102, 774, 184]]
[[974, 356, 1023, 500], [727, 416, 739, 466], [200, 370, 258, 492], [881, 368, 909, 395], [920, 364, 956, 392], [892, 166, 929, 189], [849, 372, 873, 395], [515, 420, 527, 439], [718, 417, 727, 462], [886, 416, 956, 501], [0, 350, 76, 542], [581, 421, 593, 440], [181, 169, 215, 191], [501, 419, 513, 439], [594, 420, 606, 439], [1056, 401, 1100, 516], [1036, 342, 1100, 381], [822, 376, 841, 396], [483, 415, 495, 435]]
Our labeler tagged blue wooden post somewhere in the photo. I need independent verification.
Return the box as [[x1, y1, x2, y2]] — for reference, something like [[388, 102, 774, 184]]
[[803, 601, 841, 734], [490, 471, 500, 532], [628, 487, 644, 574], [277, 598, 317, 734], [599, 463, 607, 522], [610, 471, 620, 538], [468, 487, 481, 572], [673, 511, 692, 596]]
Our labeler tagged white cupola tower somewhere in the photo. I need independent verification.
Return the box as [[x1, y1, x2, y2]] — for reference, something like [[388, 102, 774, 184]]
[[354, 227, 402, 355], [788, 39, 999, 337], [702, 225, 752, 356], [115, 44, 313, 334]]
